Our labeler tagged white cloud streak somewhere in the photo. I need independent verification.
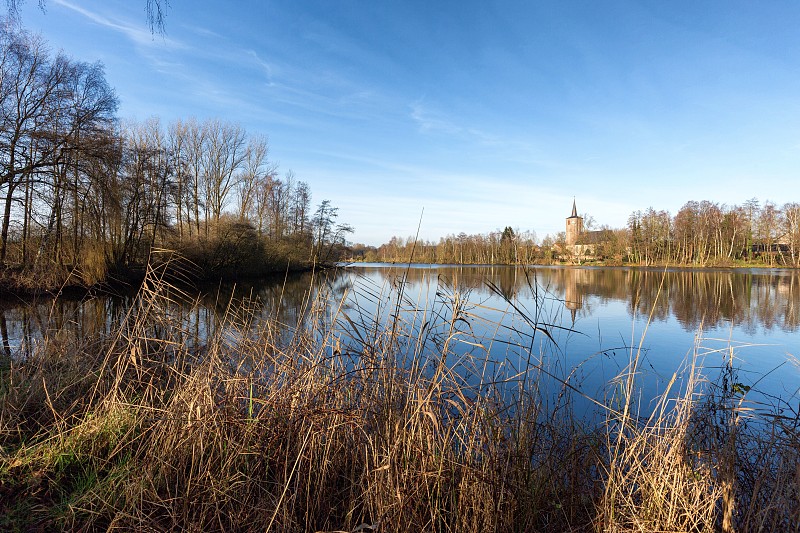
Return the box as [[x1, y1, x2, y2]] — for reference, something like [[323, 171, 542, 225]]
[[52, 0, 183, 48], [410, 101, 461, 135]]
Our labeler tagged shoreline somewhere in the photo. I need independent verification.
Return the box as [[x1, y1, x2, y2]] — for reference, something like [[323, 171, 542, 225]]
[[343, 259, 798, 271], [0, 261, 323, 300]]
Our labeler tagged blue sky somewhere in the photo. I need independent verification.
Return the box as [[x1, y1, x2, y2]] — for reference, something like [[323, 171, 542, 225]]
[[15, 0, 800, 245]]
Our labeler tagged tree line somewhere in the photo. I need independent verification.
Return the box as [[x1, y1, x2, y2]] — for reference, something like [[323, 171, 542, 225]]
[[0, 24, 351, 288], [356, 198, 800, 267], [623, 199, 800, 266], [349, 227, 540, 264]]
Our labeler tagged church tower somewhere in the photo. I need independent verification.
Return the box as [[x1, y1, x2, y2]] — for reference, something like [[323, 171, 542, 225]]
[[565, 198, 583, 246]]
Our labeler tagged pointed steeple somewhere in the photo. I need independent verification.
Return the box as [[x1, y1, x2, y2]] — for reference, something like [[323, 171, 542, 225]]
[[566, 197, 583, 246]]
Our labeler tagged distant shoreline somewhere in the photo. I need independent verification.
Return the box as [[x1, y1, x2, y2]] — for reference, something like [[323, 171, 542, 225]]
[[343, 260, 799, 271]]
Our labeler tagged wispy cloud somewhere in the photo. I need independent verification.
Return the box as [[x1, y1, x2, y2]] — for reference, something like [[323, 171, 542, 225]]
[[410, 101, 462, 135], [182, 24, 222, 39], [409, 101, 519, 148], [244, 49, 274, 82], [52, 0, 183, 48], [408, 101, 568, 171]]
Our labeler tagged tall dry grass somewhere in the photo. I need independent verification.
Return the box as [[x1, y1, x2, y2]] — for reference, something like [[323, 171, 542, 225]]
[[0, 264, 797, 532]]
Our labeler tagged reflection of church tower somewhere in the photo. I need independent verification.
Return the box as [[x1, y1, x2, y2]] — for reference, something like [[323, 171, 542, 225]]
[[564, 269, 584, 323], [566, 198, 583, 247]]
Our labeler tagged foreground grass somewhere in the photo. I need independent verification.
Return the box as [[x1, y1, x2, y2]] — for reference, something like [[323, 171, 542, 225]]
[[0, 266, 798, 532]]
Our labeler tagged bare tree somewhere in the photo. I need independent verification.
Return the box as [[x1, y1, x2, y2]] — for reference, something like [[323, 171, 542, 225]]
[[758, 201, 781, 266], [0, 23, 347, 280], [720, 205, 747, 260], [201, 119, 246, 233], [60, 59, 118, 263], [236, 134, 269, 222], [266, 172, 289, 238], [0, 25, 65, 263], [184, 117, 205, 237], [783, 202, 800, 267], [168, 118, 189, 238], [312, 200, 340, 261], [290, 180, 311, 236]]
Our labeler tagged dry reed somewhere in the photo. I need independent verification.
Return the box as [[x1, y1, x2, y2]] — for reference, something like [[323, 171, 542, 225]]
[[0, 264, 797, 532]]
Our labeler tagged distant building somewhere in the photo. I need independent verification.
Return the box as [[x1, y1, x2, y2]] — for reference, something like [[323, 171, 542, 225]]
[[565, 199, 582, 246], [564, 199, 613, 260]]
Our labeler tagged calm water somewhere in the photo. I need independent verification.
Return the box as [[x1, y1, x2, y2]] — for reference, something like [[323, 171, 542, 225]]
[[340, 265, 800, 409], [2, 265, 798, 410]]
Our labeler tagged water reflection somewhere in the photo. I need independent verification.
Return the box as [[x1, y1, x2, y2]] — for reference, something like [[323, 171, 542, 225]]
[[347, 265, 800, 334], [1, 266, 798, 351], [0, 273, 325, 356]]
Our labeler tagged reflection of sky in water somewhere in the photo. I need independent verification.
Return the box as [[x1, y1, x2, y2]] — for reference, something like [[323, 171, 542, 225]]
[[570, 291, 799, 407]]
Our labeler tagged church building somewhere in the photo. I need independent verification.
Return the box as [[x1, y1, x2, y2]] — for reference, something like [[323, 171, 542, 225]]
[[564, 199, 613, 260], [566, 199, 583, 247]]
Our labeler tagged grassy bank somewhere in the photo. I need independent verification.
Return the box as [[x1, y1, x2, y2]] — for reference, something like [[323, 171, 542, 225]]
[[0, 266, 797, 532]]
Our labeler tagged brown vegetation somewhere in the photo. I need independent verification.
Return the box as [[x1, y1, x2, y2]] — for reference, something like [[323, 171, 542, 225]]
[[0, 265, 797, 532]]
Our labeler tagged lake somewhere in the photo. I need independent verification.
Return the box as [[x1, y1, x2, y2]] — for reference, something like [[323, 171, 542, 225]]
[[1, 264, 798, 415]]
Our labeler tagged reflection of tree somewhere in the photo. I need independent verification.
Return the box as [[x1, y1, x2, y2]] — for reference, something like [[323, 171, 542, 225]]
[[1, 267, 798, 351], [0, 272, 324, 354], [0, 310, 10, 357], [354, 266, 800, 333]]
